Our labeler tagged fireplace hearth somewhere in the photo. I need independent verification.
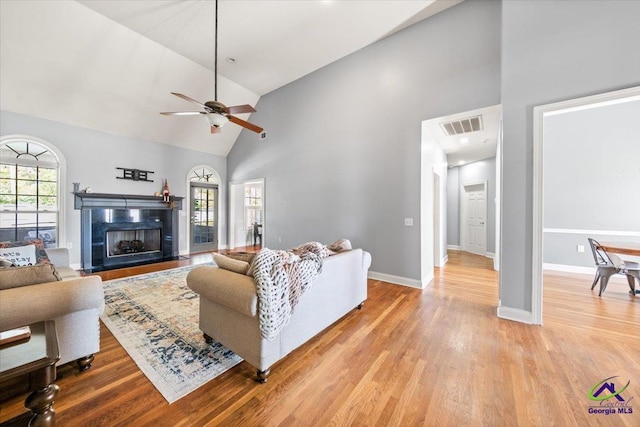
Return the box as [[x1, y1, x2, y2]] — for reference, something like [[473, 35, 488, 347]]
[[75, 193, 183, 272]]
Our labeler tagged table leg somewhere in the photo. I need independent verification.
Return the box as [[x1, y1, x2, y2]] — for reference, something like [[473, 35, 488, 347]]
[[25, 383, 59, 427]]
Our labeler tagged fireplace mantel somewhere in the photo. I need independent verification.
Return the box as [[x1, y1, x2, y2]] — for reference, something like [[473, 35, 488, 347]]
[[74, 192, 183, 210], [74, 192, 183, 272]]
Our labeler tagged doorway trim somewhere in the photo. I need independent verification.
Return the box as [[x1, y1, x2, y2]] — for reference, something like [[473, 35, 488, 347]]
[[229, 178, 265, 250], [433, 170, 444, 267], [532, 85, 640, 325]]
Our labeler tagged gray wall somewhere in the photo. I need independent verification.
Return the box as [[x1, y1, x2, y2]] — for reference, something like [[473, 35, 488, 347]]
[[0, 110, 227, 265], [447, 157, 497, 253], [227, 0, 501, 279], [501, 0, 640, 310], [543, 99, 640, 268]]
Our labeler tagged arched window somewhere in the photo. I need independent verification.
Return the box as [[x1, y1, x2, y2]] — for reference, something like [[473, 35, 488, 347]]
[[188, 167, 220, 184], [0, 137, 61, 246]]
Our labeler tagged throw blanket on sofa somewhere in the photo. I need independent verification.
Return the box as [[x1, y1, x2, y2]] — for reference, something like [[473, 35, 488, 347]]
[[253, 242, 328, 340]]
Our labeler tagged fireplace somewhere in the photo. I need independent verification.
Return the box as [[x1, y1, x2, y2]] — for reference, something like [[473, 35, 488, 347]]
[[75, 193, 183, 272], [106, 228, 161, 257]]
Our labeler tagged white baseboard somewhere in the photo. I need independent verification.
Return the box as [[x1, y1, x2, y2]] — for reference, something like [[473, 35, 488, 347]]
[[368, 271, 423, 289], [497, 306, 535, 324], [442, 254, 448, 265], [543, 263, 594, 275], [70, 262, 81, 270], [447, 245, 461, 251], [486, 252, 495, 260]]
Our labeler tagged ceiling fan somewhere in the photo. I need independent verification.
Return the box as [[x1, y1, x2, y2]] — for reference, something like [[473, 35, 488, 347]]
[[160, 0, 263, 135]]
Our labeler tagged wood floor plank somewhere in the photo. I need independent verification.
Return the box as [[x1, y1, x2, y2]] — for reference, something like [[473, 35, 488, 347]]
[[1, 250, 639, 426]]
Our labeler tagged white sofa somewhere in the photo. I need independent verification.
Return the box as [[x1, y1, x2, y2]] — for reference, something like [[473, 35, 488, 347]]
[[0, 248, 104, 370], [187, 248, 371, 382]]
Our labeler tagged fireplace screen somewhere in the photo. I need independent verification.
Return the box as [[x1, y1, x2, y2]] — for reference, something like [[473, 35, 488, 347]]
[[106, 228, 161, 257]]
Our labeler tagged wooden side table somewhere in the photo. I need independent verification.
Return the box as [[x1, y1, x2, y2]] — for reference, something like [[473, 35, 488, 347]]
[[0, 321, 60, 427]]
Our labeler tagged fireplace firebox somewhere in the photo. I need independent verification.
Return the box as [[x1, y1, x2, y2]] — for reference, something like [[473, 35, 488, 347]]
[[75, 193, 183, 272]]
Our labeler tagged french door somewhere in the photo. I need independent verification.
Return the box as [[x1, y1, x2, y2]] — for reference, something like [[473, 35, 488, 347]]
[[190, 183, 218, 252]]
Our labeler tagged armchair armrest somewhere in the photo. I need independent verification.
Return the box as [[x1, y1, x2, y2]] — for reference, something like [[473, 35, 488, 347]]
[[0, 276, 104, 331], [45, 247, 70, 268]]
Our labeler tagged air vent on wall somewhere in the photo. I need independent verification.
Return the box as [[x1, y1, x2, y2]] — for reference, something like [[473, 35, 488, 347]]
[[439, 115, 483, 136]]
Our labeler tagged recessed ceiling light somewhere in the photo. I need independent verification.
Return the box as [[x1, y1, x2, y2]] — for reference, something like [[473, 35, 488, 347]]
[[226, 57, 236, 63], [460, 137, 469, 144], [458, 160, 465, 165]]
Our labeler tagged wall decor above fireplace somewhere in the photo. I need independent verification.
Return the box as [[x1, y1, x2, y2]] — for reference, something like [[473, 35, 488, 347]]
[[74, 192, 183, 272], [116, 167, 154, 182]]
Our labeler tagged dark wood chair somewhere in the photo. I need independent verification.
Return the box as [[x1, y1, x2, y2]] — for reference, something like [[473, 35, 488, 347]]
[[253, 223, 262, 246]]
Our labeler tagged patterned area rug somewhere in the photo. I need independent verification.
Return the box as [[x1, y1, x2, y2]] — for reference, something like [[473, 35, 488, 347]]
[[100, 265, 242, 403]]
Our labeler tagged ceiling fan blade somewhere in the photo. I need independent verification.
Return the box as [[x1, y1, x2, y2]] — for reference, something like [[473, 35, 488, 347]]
[[170, 92, 208, 110], [228, 115, 263, 133], [227, 104, 256, 114], [160, 111, 203, 116], [211, 126, 221, 134]]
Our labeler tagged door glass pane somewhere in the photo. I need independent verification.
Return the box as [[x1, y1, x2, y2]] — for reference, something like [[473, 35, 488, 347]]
[[192, 186, 217, 245]]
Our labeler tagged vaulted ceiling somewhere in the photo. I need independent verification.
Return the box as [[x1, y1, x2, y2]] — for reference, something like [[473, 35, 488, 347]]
[[1, 0, 460, 156]]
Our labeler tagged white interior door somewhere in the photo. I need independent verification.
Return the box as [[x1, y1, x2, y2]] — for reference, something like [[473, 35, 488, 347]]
[[463, 183, 487, 255]]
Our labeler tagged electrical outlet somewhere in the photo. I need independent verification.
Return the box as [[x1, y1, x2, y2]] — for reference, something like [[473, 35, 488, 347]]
[[577, 245, 585, 253], [404, 218, 413, 226], [259, 131, 267, 140], [278, 237, 282, 243], [66, 242, 73, 249]]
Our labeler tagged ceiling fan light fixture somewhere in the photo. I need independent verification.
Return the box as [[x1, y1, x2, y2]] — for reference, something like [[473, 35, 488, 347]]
[[205, 113, 228, 128]]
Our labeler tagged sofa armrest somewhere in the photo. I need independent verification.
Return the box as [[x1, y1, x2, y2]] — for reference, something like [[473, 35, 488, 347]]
[[0, 276, 104, 331], [45, 247, 70, 268], [187, 266, 258, 317]]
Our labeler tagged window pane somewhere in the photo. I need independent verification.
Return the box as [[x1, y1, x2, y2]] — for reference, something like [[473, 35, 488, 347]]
[[0, 164, 12, 178], [17, 166, 37, 180], [38, 196, 57, 209], [0, 194, 16, 208], [0, 212, 17, 241], [39, 168, 57, 182], [15, 212, 37, 228], [38, 181, 57, 197], [17, 179, 37, 195], [17, 196, 37, 210], [38, 212, 58, 228]]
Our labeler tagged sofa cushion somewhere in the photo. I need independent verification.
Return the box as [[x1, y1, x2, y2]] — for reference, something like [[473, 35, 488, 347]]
[[0, 239, 51, 265], [327, 239, 352, 253], [0, 243, 37, 266], [213, 253, 251, 275], [0, 263, 62, 290]]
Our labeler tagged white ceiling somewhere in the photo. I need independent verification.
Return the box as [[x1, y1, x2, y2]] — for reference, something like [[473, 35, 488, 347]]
[[0, 0, 461, 156], [422, 104, 501, 166], [78, 0, 462, 96]]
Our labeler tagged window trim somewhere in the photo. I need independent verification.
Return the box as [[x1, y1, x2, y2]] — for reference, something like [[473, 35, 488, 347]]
[[0, 135, 67, 247]]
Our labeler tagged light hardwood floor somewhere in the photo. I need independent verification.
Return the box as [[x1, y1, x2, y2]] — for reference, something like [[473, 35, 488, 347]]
[[1, 251, 638, 426]]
